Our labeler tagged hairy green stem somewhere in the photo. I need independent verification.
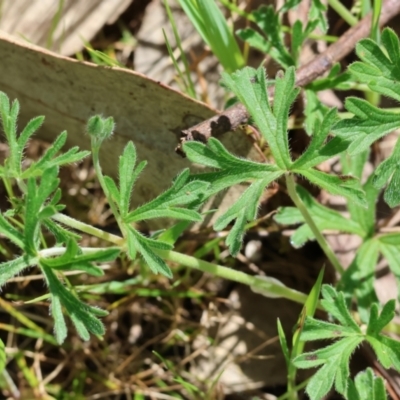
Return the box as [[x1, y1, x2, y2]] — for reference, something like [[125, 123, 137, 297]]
[[285, 174, 344, 275], [157, 249, 312, 306], [38, 246, 115, 258], [52, 213, 124, 245], [51, 213, 311, 306]]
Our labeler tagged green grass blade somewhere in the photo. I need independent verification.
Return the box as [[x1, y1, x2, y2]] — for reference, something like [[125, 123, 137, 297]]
[[177, 0, 244, 72]]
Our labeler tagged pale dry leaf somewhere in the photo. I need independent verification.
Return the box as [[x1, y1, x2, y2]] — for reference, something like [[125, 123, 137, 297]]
[[0, 32, 264, 227], [0, 0, 133, 55]]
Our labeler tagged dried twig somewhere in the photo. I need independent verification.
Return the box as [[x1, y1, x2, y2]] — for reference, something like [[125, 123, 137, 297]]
[[177, 0, 400, 152]]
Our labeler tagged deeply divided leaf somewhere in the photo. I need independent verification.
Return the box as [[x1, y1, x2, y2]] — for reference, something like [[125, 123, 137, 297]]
[[347, 368, 388, 400], [332, 98, 400, 155], [237, 6, 294, 68], [41, 264, 107, 343], [221, 66, 296, 169], [294, 285, 399, 399], [350, 28, 400, 102], [126, 227, 173, 278]]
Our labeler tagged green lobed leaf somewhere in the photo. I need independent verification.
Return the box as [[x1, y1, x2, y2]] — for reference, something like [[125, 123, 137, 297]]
[[251, 5, 294, 68], [143, 169, 206, 207], [295, 168, 367, 207], [132, 207, 203, 222], [295, 337, 363, 399], [183, 139, 227, 169], [118, 141, 138, 217], [49, 188, 62, 207], [347, 368, 388, 400], [17, 116, 44, 150], [41, 263, 107, 343], [293, 285, 400, 400], [224, 209, 247, 257], [274, 69, 300, 156], [24, 167, 60, 255], [380, 170, 400, 208], [299, 318, 359, 341], [0, 92, 11, 126], [332, 97, 400, 155], [183, 138, 282, 195], [0, 93, 19, 173], [87, 305, 109, 317], [126, 227, 173, 278], [40, 147, 90, 172], [309, 0, 328, 33], [191, 169, 283, 198], [305, 359, 336, 400], [10, 116, 45, 175], [51, 295, 68, 344], [0, 256, 34, 287], [214, 181, 264, 231], [278, 0, 301, 13], [320, 285, 361, 331], [214, 174, 280, 255], [291, 20, 304, 63], [367, 300, 396, 336], [367, 335, 400, 371], [126, 168, 209, 223], [221, 66, 296, 169], [291, 20, 319, 64], [69, 314, 91, 342], [293, 335, 358, 370], [103, 176, 121, 205], [293, 285, 399, 399], [350, 28, 400, 101], [23, 132, 89, 178], [126, 228, 137, 260]]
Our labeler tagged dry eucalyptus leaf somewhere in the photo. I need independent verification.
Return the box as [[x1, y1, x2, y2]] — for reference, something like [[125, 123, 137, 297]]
[[0, 32, 264, 227], [0, 0, 133, 55]]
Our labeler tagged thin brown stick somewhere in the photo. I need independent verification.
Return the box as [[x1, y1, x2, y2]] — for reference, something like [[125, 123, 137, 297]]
[[177, 0, 400, 152]]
